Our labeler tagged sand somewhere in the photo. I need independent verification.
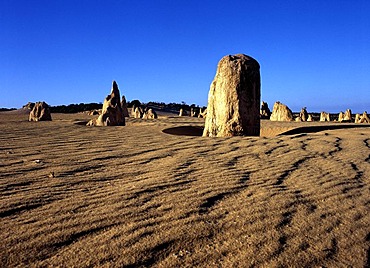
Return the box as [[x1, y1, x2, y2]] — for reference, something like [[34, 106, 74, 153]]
[[0, 112, 369, 267]]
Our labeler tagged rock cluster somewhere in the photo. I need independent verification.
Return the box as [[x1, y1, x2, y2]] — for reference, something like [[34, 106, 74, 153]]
[[260, 101, 271, 119], [320, 112, 330, 122], [270, 101, 293, 121], [29, 101, 52, 121], [87, 81, 125, 126], [355, 111, 370, 123], [338, 109, 352, 122], [143, 108, 157, 119], [133, 107, 144, 118], [198, 108, 207, 118], [203, 54, 261, 137]]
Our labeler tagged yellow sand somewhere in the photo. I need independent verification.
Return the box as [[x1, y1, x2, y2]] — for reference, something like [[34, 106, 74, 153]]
[[0, 112, 369, 267]]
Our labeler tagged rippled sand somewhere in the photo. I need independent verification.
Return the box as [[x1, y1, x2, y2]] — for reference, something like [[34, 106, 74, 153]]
[[1, 112, 369, 267]]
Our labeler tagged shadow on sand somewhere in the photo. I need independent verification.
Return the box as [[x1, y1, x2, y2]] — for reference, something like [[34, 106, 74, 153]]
[[162, 124, 370, 137], [279, 124, 370, 135], [162, 126, 204, 136]]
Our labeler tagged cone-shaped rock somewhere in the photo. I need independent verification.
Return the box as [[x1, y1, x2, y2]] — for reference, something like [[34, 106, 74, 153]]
[[203, 54, 260, 137], [121, 95, 129, 117], [29, 101, 52, 121], [270, 101, 293, 121], [87, 81, 125, 126]]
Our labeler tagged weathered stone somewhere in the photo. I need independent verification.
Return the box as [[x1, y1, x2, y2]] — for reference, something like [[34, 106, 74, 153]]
[[121, 95, 129, 117], [23, 102, 35, 111], [87, 81, 125, 126], [355, 113, 361, 123], [203, 54, 260, 137], [359, 111, 370, 123], [133, 107, 143, 118], [320, 112, 330, 122], [270, 101, 293, 121], [143, 108, 157, 119], [29, 101, 52, 121], [260, 101, 271, 119], [338, 111, 345, 122], [198, 108, 207, 118], [343, 109, 352, 122], [299, 107, 308, 122], [190, 108, 198, 117], [307, 114, 313, 122]]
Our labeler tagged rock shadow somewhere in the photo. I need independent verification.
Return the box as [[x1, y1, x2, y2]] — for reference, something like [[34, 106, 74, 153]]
[[162, 126, 204, 136], [279, 124, 370, 135]]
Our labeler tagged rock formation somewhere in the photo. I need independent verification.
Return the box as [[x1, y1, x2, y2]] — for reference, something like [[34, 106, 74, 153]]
[[270, 101, 293, 121], [179, 108, 186, 116], [29, 101, 52, 121], [299, 107, 308, 122], [203, 54, 260, 137], [343, 109, 352, 122], [356, 111, 370, 123], [260, 101, 271, 119], [23, 102, 35, 111], [87, 81, 125, 126], [198, 108, 207, 118], [143, 108, 157, 119], [307, 114, 313, 122], [191, 108, 198, 117], [338, 111, 344, 122], [320, 112, 330, 122], [121, 95, 129, 117], [133, 107, 143, 118]]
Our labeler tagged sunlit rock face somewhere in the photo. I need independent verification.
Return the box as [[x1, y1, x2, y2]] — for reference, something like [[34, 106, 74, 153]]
[[203, 54, 261, 137], [143, 108, 157, 119], [87, 81, 125, 126], [260, 101, 271, 119], [320, 111, 331, 122], [299, 107, 308, 122], [270, 101, 293, 122], [29, 101, 52, 121]]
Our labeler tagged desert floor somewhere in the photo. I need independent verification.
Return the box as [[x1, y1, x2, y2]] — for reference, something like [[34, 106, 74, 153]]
[[0, 111, 369, 267]]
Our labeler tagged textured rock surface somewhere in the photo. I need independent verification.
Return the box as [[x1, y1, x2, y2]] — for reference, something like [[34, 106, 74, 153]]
[[343, 109, 352, 122], [133, 107, 143, 119], [29, 101, 52, 121], [23, 102, 35, 111], [203, 54, 260, 137], [320, 112, 331, 122], [358, 111, 370, 123], [270, 102, 293, 122], [143, 108, 157, 119], [87, 81, 125, 126], [299, 107, 308, 122], [121, 95, 129, 117], [260, 101, 271, 119], [307, 114, 313, 122]]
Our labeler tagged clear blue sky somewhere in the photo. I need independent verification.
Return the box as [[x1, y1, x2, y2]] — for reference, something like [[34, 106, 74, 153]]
[[1, 0, 369, 112]]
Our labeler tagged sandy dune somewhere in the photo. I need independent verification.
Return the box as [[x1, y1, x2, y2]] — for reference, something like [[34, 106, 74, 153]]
[[0, 112, 369, 267]]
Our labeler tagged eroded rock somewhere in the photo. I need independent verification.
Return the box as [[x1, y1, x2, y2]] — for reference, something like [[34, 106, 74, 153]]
[[203, 54, 260, 137], [29, 101, 52, 121], [270, 101, 293, 121], [87, 81, 125, 126]]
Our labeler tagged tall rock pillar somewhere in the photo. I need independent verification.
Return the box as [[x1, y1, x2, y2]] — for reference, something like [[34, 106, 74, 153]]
[[203, 54, 260, 137]]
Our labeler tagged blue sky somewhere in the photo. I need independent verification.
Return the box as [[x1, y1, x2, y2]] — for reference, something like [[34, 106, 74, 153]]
[[1, 0, 369, 112]]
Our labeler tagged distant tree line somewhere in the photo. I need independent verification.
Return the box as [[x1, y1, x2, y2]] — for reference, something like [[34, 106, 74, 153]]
[[50, 103, 103, 113], [48, 100, 206, 114]]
